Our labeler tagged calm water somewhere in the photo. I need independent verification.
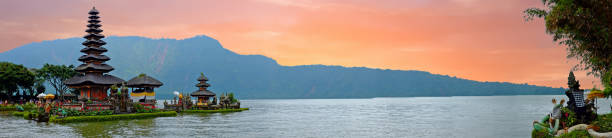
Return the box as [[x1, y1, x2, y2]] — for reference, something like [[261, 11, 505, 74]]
[[0, 95, 610, 138]]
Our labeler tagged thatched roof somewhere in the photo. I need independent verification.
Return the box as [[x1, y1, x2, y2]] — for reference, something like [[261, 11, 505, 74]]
[[88, 7, 99, 15], [78, 54, 109, 62], [80, 47, 107, 53], [191, 90, 215, 97], [126, 74, 163, 87], [82, 39, 106, 45], [75, 63, 113, 72], [65, 73, 124, 86]]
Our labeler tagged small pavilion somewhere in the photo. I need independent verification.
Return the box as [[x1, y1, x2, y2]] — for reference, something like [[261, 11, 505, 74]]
[[191, 73, 216, 105], [126, 74, 163, 102]]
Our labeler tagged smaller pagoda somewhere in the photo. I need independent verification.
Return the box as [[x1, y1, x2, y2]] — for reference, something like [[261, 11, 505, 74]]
[[191, 73, 216, 105], [126, 74, 163, 103]]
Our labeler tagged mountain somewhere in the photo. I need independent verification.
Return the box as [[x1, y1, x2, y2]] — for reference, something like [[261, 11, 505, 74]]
[[0, 35, 565, 99]]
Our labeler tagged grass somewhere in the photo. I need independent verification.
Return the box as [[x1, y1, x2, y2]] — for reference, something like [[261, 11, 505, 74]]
[[49, 111, 177, 123], [12, 111, 27, 117], [557, 130, 592, 138], [0, 107, 17, 111], [182, 108, 249, 113]]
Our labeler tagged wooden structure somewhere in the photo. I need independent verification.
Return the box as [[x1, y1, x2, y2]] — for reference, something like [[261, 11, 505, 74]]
[[127, 74, 163, 102], [191, 74, 216, 105], [64, 7, 124, 101]]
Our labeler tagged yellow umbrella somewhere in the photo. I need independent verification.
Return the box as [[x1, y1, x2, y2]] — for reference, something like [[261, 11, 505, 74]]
[[45, 94, 55, 99], [588, 90, 605, 100]]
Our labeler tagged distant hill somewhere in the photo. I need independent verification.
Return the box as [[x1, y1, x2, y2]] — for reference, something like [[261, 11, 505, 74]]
[[0, 35, 565, 99]]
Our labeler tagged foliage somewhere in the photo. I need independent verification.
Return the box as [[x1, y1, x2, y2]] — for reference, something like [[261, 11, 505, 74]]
[[0, 103, 37, 111], [49, 111, 177, 123], [561, 107, 577, 127], [532, 129, 552, 138], [183, 108, 249, 113], [37, 64, 76, 100], [133, 103, 159, 113], [592, 113, 612, 132], [63, 109, 113, 117], [524, 0, 612, 85], [0, 62, 36, 99], [227, 93, 238, 103], [12, 111, 27, 117]]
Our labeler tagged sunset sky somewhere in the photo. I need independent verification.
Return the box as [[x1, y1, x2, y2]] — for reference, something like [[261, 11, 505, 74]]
[[0, 0, 601, 88]]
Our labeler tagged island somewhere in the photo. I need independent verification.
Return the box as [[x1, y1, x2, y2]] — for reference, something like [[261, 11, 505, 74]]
[[5, 7, 247, 124]]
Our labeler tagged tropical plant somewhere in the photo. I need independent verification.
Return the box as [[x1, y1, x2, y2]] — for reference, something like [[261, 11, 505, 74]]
[[524, 0, 612, 92], [37, 64, 77, 100], [0, 62, 36, 100]]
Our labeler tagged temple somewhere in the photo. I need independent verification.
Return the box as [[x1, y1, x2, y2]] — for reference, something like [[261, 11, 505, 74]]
[[191, 73, 216, 105], [64, 7, 124, 101], [127, 74, 163, 102]]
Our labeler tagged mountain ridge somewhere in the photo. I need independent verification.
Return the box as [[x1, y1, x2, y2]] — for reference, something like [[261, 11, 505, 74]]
[[0, 35, 565, 99]]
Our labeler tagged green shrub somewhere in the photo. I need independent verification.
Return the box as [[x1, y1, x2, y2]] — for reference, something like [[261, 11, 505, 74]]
[[12, 111, 28, 117], [0, 106, 17, 111], [561, 107, 577, 127], [50, 111, 177, 123], [531, 129, 552, 138], [592, 113, 612, 132], [183, 108, 249, 113]]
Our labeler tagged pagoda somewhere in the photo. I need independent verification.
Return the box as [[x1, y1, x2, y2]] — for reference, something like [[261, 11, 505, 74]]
[[191, 73, 216, 105], [64, 7, 124, 101]]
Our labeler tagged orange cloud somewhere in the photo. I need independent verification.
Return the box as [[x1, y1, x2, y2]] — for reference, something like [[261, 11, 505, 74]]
[[0, 0, 601, 88]]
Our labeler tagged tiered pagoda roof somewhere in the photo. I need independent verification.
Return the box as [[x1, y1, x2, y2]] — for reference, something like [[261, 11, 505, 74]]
[[65, 7, 124, 86], [191, 74, 216, 97]]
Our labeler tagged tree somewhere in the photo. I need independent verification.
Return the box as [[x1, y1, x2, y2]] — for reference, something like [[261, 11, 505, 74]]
[[0, 62, 35, 100], [37, 64, 76, 100], [525, 0, 612, 92]]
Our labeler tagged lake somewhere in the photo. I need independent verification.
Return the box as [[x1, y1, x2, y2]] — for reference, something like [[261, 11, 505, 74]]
[[0, 95, 610, 138]]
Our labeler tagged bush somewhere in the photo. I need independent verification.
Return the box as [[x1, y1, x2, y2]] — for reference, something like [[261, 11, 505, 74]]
[[182, 108, 249, 113], [12, 111, 28, 117], [62, 109, 114, 117], [592, 113, 612, 132], [531, 129, 552, 138], [50, 111, 177, 123], [561, 107, 577, 127]]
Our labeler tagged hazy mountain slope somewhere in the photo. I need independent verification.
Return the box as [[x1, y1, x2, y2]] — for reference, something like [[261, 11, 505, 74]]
[[0, 35, 565, 99]]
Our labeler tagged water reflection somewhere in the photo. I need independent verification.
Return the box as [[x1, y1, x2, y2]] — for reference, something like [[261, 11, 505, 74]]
[[1, 96, 611, 138], [67, 117, 156, 137]]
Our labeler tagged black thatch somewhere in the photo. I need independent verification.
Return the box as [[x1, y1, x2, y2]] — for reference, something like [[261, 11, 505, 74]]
[[82, 39, 106, 45], [85, 28, 103, 33], [126, 74, 163, 87], [191, 90, 215, 97], [78, 55, 110, 62], [88, 7, 99, 15], [83, 33, 105, 39], [65, 73, 125, 86], [80, 47, 107, 53], [88, 15, 100, 19], [75, 63, 114, 72], [196, 82, 210, 87], [87, 23, 102, 28], [88, 19, 101, 24]]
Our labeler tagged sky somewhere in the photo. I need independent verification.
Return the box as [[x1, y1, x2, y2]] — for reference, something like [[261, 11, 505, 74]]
[[0, 0, 602, 88]]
